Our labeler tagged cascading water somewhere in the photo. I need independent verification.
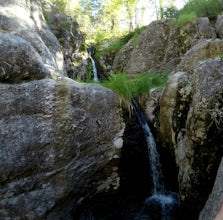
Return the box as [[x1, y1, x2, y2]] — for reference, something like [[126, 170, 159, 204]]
[[75, 100, 180, 220], [132, 100, 180, 219], [132, 100, 164, 195], [87, 45, 99, 82]]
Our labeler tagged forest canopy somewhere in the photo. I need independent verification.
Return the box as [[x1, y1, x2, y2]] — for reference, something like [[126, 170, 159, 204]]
[[43, 0, 187, 43], [42, 0, 222, 43]]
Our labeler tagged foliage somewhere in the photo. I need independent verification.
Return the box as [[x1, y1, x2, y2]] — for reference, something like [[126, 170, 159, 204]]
[[100, 72, 169, 109], [101, 26, 146, 54], [177, 11, 198, 26], [162, 6, 179, 18], [131, 26, 147, 44], [176, 0, 222, 25]]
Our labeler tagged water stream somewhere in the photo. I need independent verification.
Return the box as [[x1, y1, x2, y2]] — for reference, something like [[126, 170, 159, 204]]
[[132, 100, 164, 195], [132, 100, 180, 219], [87, 45, 99, 82]]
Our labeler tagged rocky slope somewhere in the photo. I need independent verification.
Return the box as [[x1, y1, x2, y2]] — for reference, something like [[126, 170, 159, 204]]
[[42, 2, 87, 80], [111, 14, 223, 219], [0, 0, 124, 219], [112, 17, 216, 74], [1, 0, 223, 219]]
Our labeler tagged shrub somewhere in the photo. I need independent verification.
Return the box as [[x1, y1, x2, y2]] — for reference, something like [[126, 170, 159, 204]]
[[176, 0, 222, 25], [163, 6, 179, 18], [102, 26, 146, 54]]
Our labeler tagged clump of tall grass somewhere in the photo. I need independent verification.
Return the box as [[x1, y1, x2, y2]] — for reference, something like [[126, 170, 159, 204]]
[[101, 72, 168, 110]]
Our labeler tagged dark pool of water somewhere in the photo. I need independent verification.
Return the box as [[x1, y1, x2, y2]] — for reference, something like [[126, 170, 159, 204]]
[[74, 190, 181, 220]]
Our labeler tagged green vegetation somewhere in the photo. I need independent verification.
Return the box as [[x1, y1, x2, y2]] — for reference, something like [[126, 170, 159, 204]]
[[101, 26, 146, 54], [176, 0, 222, 26], [176, 11, 198, 26], [100, 72, 169, 109]]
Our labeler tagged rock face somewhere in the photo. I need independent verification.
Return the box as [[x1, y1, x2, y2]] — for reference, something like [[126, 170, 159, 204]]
[[199, 158, 223, 220], [0, 0, 125, 219], [112, 39, 135, 73], [0, 78, 124, 219], [0, 0, 64, 74], [113, 17, 216, 74], [42, 3, 87, 80], [176, 39, 223, 73], [159, 56, 223, 218], [112, 15, 223, 218]]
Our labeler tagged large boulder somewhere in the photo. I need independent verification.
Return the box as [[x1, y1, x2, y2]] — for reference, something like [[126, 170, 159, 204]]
[[0, 0, 64, 76], [0, 0, 125, 219], [0, 33, 51, 83], [159, 57, 223, 218], [176, 39, 223, 73], [0, 77, 124, 219], [114, 17, 216, 74]]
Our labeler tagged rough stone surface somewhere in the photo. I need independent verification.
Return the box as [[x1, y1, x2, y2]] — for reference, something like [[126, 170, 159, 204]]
[[0, 0, 65, 81], [176, 39, 223, 73], [118, 17, 216, 74], [0, 77, 125, 219], [159, 71, 191, 157], [112, 39, 135, 73], [0, 1, 125, 219], [215, 15, 223, 39], [159, 58, 223, 217], [0, 33, 51, 83], [142, 88, 161, 129], [199, 158, 223, 220], [42, 3, 87, 80]]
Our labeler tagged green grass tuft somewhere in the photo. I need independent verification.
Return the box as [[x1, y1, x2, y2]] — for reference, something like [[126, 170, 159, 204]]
[[100, 72, 168, 109]]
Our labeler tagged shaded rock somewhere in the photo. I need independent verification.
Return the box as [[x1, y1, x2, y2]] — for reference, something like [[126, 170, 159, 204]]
[[0, 0, 125, 219], [159, 71, 191, 155], [140, 88, 161, 131], [199, 158, 223, 220], [215, 15, 223, 38], [0, 77, 125, 219], [159, 58, 223, 218]]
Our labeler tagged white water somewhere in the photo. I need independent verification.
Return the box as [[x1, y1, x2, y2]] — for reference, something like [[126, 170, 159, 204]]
[[89, 53, 99, 82], [132, 100, 180, 218], [132, 100, 164, 194]]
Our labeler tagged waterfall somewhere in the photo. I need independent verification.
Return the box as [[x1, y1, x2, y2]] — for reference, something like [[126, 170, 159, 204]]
[[132, 100, 164, 194], [132, 100, 180, 219], [87, 45, 99, 82], [89, 55, 99, 82]]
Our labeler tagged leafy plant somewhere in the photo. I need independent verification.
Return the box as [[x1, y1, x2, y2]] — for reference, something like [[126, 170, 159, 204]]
[[163, 6, 179, 18]]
